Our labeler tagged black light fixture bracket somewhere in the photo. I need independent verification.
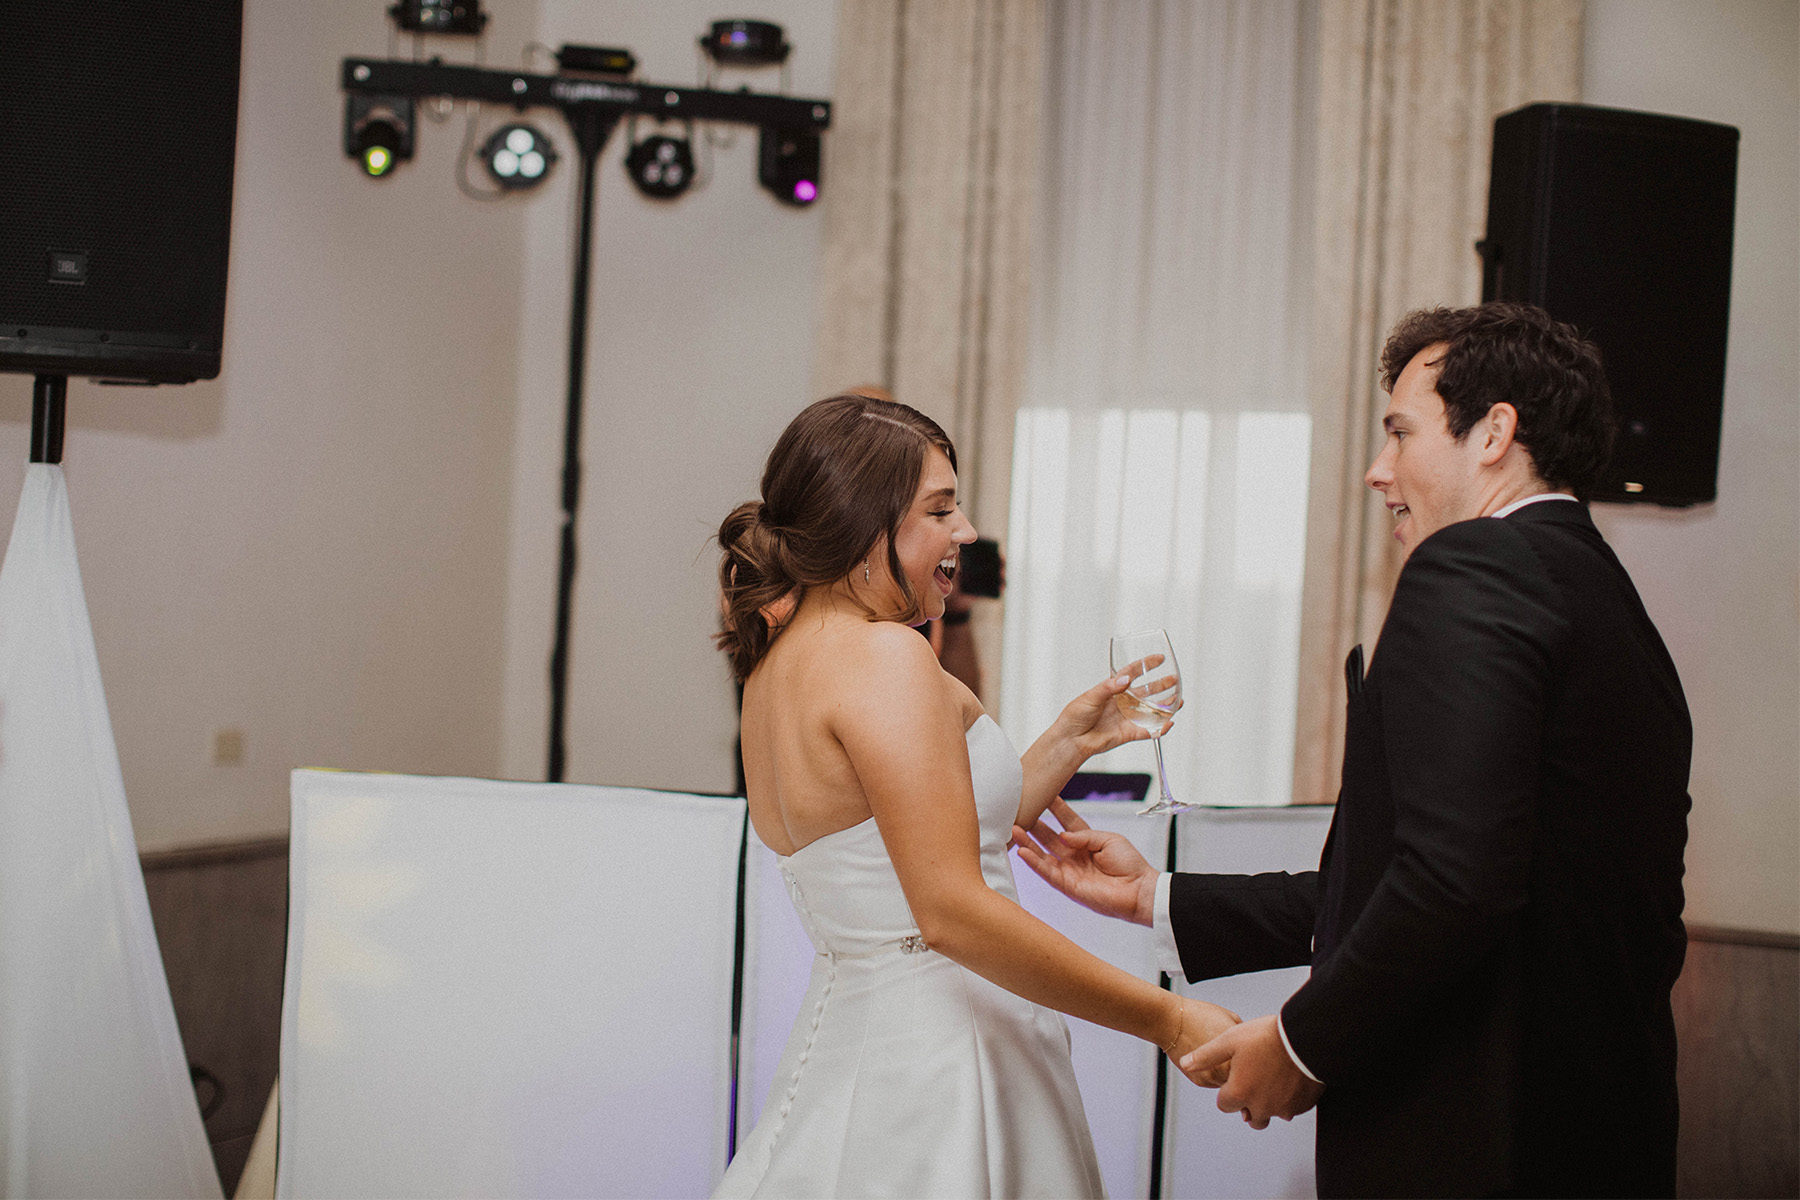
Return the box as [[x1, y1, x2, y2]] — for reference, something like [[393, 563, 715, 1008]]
[[342, 56, 830, 784], [342, 58, 827, 132]]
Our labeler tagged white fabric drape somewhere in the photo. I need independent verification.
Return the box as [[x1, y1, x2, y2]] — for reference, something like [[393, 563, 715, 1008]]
[[1000, 0, 1318, 806], [1290, 0, 1582, 806], [0, 465, 221, 1198]]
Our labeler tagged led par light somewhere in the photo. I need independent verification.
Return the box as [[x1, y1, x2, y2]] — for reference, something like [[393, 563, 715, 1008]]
[[626, 133, 696, 199], [388, 0, 488, 36], [700, 19, 790, 66], [480, 124, 558, 190], [345, 94, 415, 178], [759, 125, 821, 206]]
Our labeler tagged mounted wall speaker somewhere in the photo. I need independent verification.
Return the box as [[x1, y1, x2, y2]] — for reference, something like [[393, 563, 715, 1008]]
[[1480, 102, 1739, 507], [0, 2, 245, 384]]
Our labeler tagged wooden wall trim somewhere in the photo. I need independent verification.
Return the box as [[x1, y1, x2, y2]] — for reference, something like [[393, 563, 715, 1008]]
[[1686, 922, 1800, 951], [140, 836, 289, 873]]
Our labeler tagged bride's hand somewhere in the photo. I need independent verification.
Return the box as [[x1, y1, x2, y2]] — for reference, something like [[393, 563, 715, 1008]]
[[1054, 670, 1181, 761], [1166, 997, 1241, 1088]]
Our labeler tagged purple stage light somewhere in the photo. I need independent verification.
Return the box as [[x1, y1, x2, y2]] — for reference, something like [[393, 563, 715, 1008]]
[[794, 179, 817, 203]]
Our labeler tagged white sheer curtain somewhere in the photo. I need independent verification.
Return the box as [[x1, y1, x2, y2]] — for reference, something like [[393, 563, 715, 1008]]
[[1000, 0, 1317, 807]]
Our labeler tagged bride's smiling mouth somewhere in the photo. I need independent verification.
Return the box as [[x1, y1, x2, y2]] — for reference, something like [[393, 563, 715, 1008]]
[[934, 554, 958, 594]]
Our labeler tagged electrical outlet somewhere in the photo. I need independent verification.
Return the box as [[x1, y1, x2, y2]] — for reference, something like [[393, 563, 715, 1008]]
[[213, 728, 245, 766]]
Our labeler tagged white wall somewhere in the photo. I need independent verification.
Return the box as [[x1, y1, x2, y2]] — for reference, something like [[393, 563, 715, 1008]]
[[0, 0, 534, 850], [1583, 0, 1799, 935], [0, 0, 838, 847], [498, 1, 836, 791]]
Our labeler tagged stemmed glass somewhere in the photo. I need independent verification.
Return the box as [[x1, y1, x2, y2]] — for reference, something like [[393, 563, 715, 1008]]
[[1109, 629, 1189, 816]]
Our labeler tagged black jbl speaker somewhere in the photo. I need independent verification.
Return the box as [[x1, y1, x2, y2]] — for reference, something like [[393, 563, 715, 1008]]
[[1481, 103, 1739, 507], [0, 2, 244, 384]]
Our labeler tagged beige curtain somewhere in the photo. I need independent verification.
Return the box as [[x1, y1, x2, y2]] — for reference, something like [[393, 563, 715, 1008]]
[[1290, 0, 1582, 806], [813, 0, 1043, 695]]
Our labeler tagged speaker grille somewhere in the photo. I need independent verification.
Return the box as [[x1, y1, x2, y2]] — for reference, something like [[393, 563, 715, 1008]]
[[0, 2, 243, 377], [1484, 103, 1738, 506]]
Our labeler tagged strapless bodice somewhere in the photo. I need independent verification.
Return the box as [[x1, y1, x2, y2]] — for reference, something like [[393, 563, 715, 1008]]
[[774, 715, 1024, 957]]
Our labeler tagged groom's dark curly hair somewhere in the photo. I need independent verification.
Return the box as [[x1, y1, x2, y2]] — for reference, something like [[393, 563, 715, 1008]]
[[1380, 302, 1616, 494]]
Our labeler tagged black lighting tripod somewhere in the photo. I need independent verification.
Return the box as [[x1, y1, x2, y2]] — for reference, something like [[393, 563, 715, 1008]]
[[341, 56, 830, 781]]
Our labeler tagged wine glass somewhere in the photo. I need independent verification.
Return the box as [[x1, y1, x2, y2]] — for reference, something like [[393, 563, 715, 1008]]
[[1109, 629, 1189, 816]]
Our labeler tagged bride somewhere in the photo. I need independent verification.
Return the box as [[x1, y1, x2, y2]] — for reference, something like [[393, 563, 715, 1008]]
[[712, 393, 1238, 1198]]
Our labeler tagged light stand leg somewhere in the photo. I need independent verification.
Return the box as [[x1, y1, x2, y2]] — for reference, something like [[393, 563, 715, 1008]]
[[546, 104, 622, 783], [1146, 813, 1181, 1198], [31, 374, 67, 464]]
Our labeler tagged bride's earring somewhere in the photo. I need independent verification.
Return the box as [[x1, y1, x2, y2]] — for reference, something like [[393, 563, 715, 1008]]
[[864, 559, 871, 584]]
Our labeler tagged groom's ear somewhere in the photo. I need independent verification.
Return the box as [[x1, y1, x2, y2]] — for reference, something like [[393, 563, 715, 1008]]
[[1476, 402, 1520, 466]]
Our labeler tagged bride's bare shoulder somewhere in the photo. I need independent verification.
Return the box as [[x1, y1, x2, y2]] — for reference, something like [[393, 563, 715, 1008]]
[[757, 611, 934, 682], [778, 615, 945, 705], [848, 618, 943, 676]]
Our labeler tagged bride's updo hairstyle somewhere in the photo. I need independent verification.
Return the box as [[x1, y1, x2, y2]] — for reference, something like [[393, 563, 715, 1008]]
[[717, 393, 957, 681]]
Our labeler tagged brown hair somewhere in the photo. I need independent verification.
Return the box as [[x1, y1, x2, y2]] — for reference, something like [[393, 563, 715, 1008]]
[[715, 393, 957, 681], [1379, 302, 1615, 493]]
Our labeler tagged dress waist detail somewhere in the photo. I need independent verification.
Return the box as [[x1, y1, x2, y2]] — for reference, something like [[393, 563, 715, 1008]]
[[815, 933, 931, 960], [776, 843, 929, 957]]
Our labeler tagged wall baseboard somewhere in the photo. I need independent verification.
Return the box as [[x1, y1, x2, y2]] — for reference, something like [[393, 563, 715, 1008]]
[[140, 836, 289, 873], [1685, 922, 1800, 950]]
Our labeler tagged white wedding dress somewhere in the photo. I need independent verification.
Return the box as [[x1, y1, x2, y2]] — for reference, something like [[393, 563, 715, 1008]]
[[715, 716, 1106, 1199]]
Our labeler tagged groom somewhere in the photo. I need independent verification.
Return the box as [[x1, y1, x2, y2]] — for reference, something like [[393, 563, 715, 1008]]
[[1017, 302, 1692, 1198]]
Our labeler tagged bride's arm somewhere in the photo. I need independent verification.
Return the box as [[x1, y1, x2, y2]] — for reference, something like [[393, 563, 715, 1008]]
[[1014, 673, 1165, 830], [838, 626, 1232, 1054]]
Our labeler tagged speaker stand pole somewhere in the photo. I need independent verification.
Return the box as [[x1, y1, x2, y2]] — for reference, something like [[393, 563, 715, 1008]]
[[545, 103, 623, 783], [30, 374, 67, 465]]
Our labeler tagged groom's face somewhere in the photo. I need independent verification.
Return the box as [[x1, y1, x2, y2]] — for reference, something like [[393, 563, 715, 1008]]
[[1365, 344, 1487, 557]]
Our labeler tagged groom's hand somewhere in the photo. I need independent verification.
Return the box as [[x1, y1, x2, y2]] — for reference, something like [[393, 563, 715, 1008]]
[[1011, 797, 1158, 926], [1181, 1015, 1324, 1129]]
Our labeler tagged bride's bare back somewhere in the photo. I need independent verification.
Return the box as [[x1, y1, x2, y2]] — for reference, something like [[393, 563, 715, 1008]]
[[741, 597, 982, 857]]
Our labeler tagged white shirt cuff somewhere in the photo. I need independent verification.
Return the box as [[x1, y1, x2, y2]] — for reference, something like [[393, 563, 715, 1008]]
[[1151, 871, 1187, 981], [1276, 1012, 1323, 1084]]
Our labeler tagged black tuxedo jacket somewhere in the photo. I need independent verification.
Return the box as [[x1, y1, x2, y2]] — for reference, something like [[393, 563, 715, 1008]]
[[1171, 501, 1691, 1198]]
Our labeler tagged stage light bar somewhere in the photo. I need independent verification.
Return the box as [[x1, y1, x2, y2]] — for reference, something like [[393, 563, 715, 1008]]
[[338, 43, 833, 781]]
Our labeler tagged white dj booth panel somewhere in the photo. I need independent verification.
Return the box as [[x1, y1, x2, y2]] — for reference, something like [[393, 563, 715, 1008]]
[[278, 767, 1331, 1199], [735, 836, 815, 1138], [1012, 801, 1171, 1200], [278, 771, 746, 1199], [1165, 804, 1334, 1200]]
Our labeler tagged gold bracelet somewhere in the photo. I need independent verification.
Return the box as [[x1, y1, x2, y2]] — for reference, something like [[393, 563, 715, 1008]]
[[1161, 999, 1185, 1055]]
